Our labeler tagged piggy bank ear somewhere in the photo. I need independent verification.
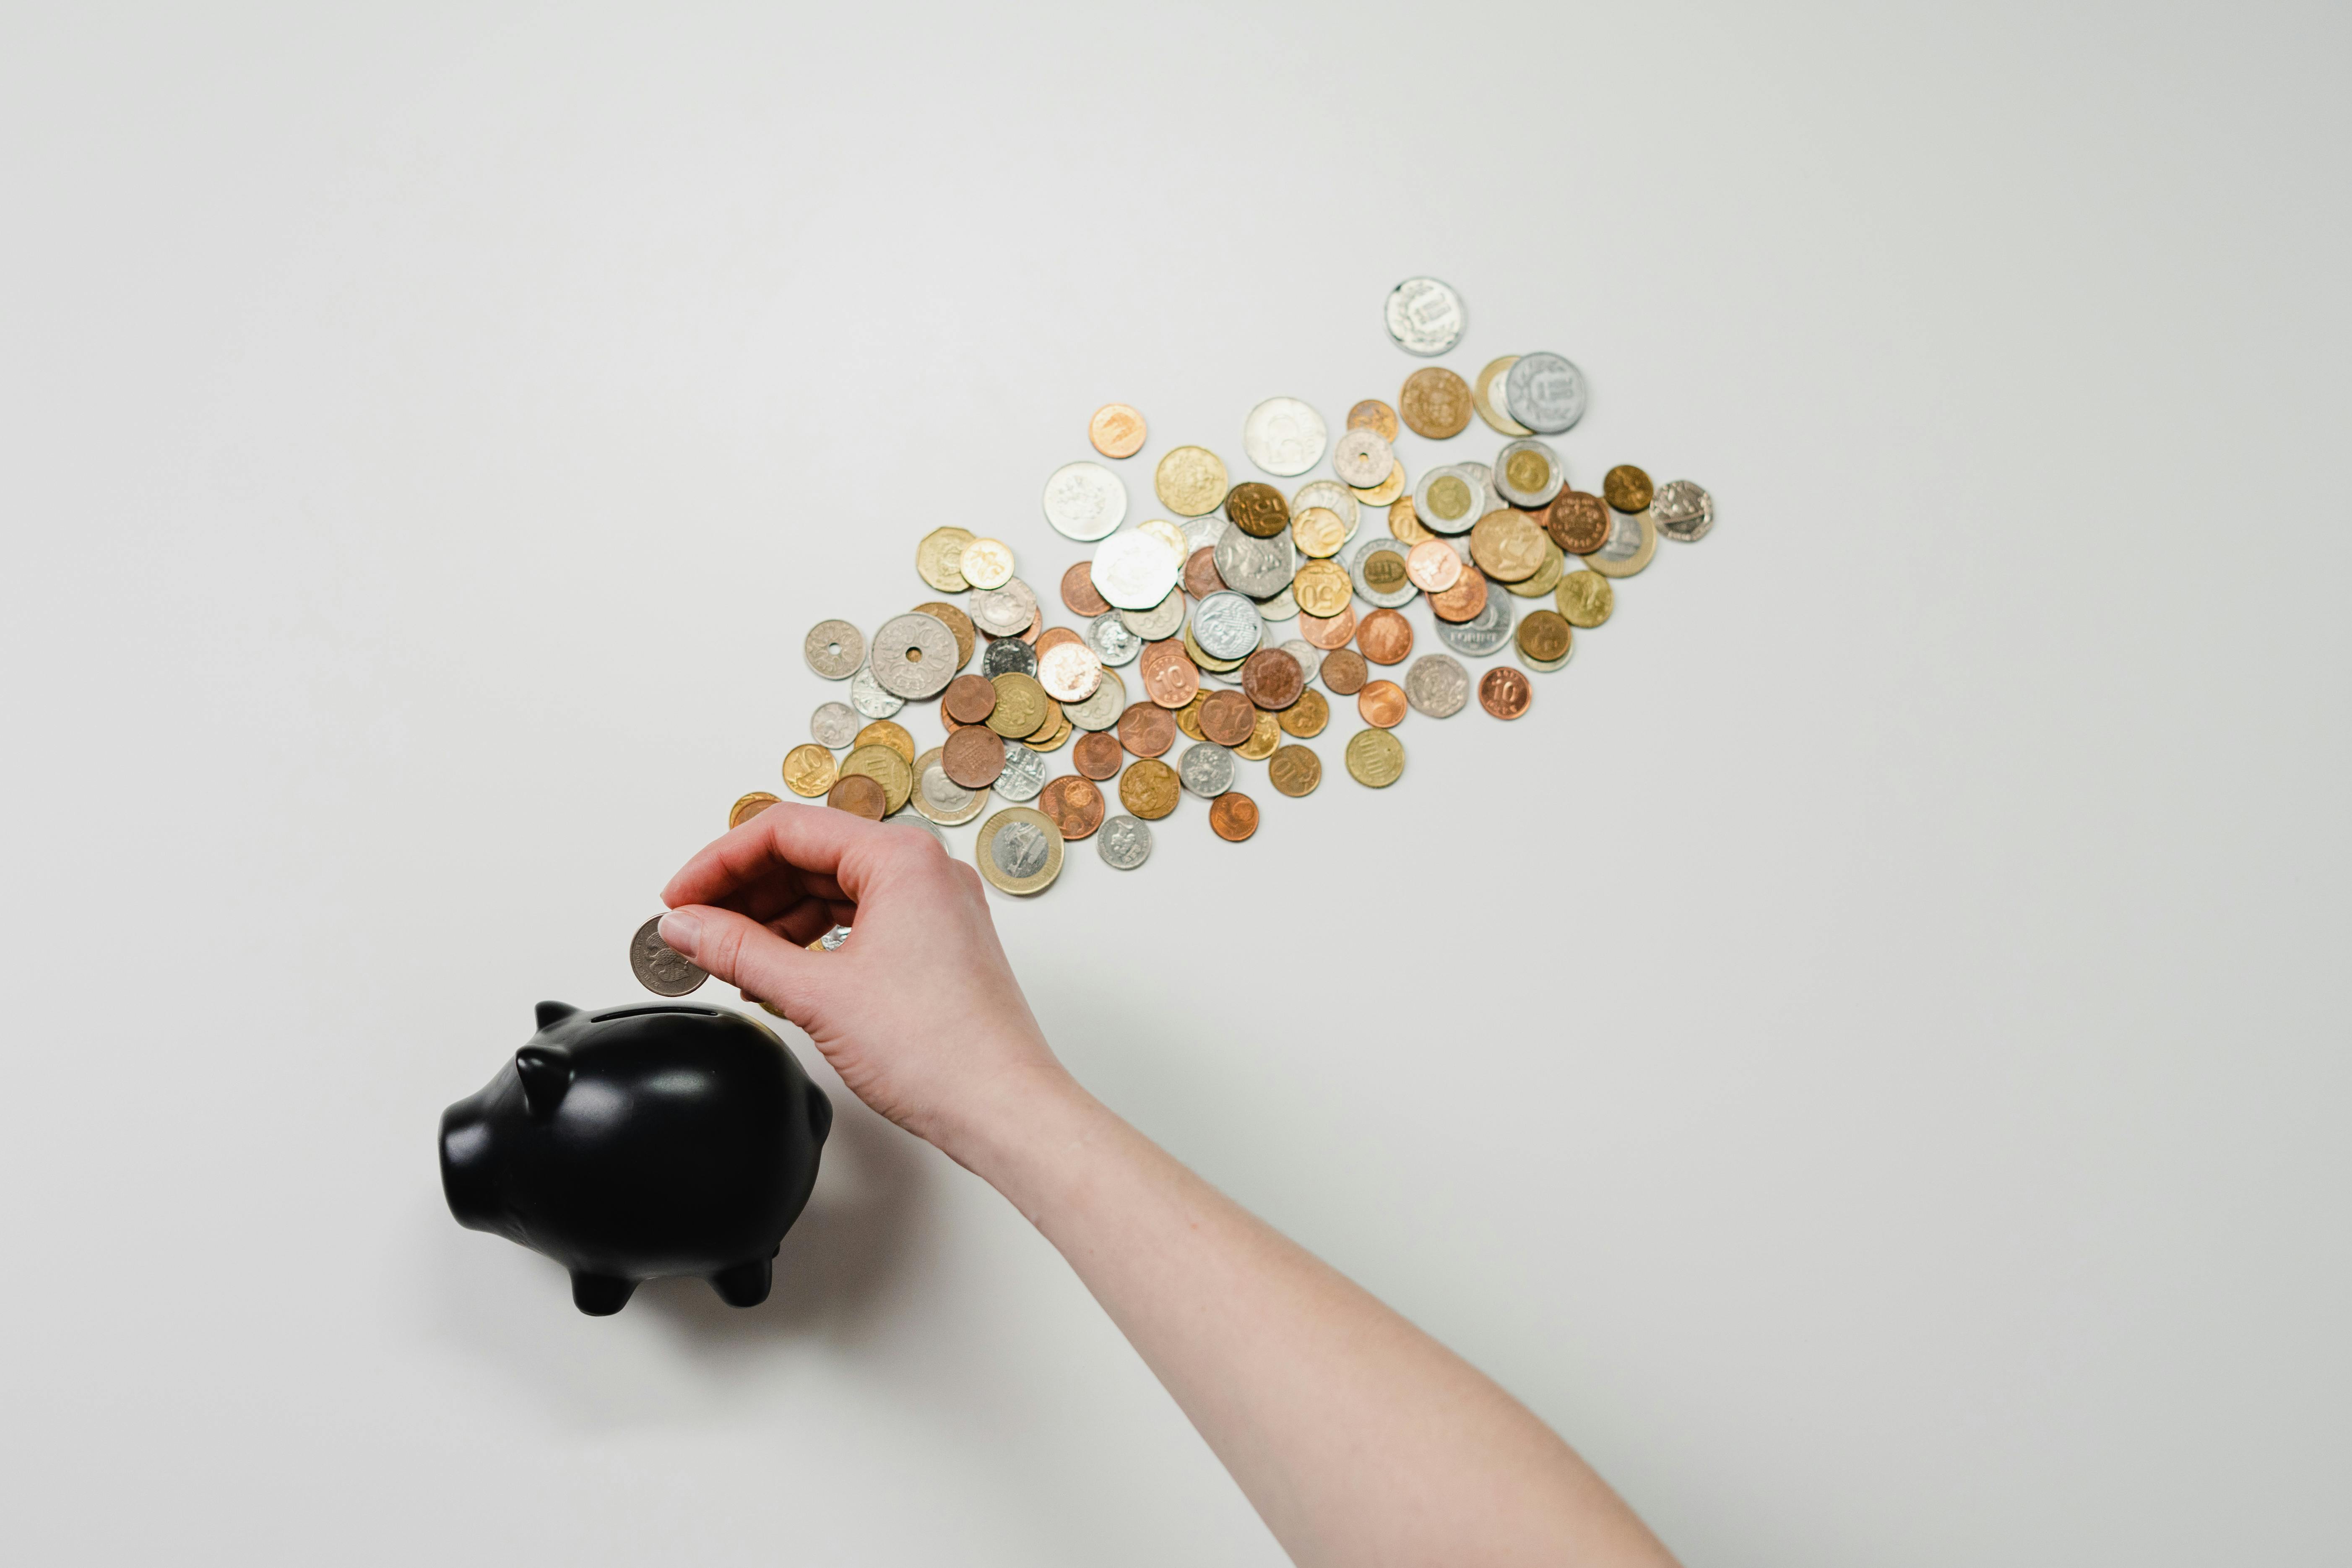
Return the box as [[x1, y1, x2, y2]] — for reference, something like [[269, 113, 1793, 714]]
[[515, 1044, 574, 1120], [534, 1001, 580, 1031]]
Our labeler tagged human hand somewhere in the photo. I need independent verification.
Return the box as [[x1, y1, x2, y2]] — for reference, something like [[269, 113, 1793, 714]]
[[656, 804, 1070, 1162]]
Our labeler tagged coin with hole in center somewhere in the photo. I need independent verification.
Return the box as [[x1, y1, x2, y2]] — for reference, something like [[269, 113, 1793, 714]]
[[1331, 426, 1394, 489], [804, 619, 864, 680]]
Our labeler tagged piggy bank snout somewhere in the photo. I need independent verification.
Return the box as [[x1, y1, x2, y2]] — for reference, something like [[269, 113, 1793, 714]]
[[438, 1094, 507, 1236]]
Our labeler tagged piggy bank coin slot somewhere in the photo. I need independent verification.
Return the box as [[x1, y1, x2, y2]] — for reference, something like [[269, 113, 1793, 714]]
[[588, 1004, 728, 1023]]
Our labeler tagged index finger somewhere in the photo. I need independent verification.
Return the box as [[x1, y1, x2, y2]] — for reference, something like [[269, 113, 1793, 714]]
[[660, 800, 892, 911]]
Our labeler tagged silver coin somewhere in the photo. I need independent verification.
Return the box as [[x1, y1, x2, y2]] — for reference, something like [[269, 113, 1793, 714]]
[[1256, 584, 1298, 624], [1384, 277, 1466, 357], [1090, 529, 1183, 611], [1434, 588, 1515, 658], [849, 664, 905, 719], [969, 577, 1039, 637], [1214, 525, 1296, 598], [1086, 610, 1142, 667], [991, 819, 1053, 879], [1288, 479, 1361, 541], [810, 701, 860, 749], [1413, 465, 1483, 535], [1120, 588, 1185, 642], [630, 915, 706, 997], [1653, 479, 1716, 543], [1460, 460, 1497, 518], [812, 923, 853, 951], [1280, 638, 1323, 686], [1096, 814, 1152, 870], [1403, 653, 1471, 718], [1065, 666, 1127, 730], [911, 749, 990, 826], [803, 619, 864, 680], [1503, 352, 1588, 434], [1519, 640, 1572, 674], [1042, 460, 1127, 541], [994, 742, 1047, 801], [869, 612, 959, 699], [1346, 533, 1420, 610], [1178, 742, 1236, 797], [1181, 513, 1229, 553], [1591, 507, 1650, 566], [1192, 591, 1264, 660], [1330, 426, 1394, 488], [1241, 396, 1327, 478], [1036, 639, 1105, 703], [981, 637, 1038, 678], [1491, 438, 1564, 508]]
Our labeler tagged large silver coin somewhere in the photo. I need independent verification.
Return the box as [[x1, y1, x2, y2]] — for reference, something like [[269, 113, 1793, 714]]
[[1491, 438, 1564, 508], [1091, 530, 1183, 611], [1096, 814, 1153, 870], [1434, 587, 1515, 658], [1215, 526, 1295, 598], [911, 749, 990, 826], [1242, 396, 1327, 478], [1192, 591, 1264, 660], [1120, 588, 1186, 642], [1330, 426, 1394, 489], [1503, 352, 1588, 434], [969, 578, 1039, 637], [810, 701, 860, 749], [803, 619, 864, 680], [1413, 465, 1483, 535], [1403, 653, 1471, 718], [1042, 460, 1127, 541], [812, 923, 852, 951], [1086, 610, 1142, 667], [1178, 742, 1236, 798], [1280, 639, 1323, 686], [1384, 277, 1466, 357], [1346, 533, 1419, 610], [630, 915, 706, 997], [1289, 479, 1361, 541], [849, 664, 905, 719], [869, 612, 959, 699], [981, 637, 1038, 678], [1653, 479, 1716, 543], [994, 742, 1047, 801], [1064, 666, 1127, 731]]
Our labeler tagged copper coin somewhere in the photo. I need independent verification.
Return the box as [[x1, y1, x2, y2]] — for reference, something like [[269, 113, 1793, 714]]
[[1140, 639, 1202, 708], [943, 673, 999, 725], [1297, 604, 1356, 650], [1268, 744, 1322, 797], [825, 773, 887, 819], [1357, 608, 1414, 665], [1072, 729, 1124, 780], [1208, 790, 1259, 843], [1183, 545, 1226, 600], [1036, 625, 1084, 658], [1060, 561, 1111, 618], [1543, 490, 1611, 555], [1603, 465, 1655, 514], [1517, 609, 1573, 664], [942, 725, 1008, 788], [1428, 567, 1489, 624], [1319, 647, 1368, 695], [1399, 367, 1473, 439], [1240, 647, 1304, 710], [1119, 757, 1181, 820], [1089, 403, 1147, 459], [1038, 775, 1106, 840], [1197, 689, 1257, 746], [1347, 399, 1399, 442], [1478, 666, 1532, 720], [1225, 481, 1290, 539], [914, 600, 977, 670], [1405, 539, 1462, 593], [729, 791, 780, 828], [1357, 680, 1408, 728], [1116, 702, 1176, 758]]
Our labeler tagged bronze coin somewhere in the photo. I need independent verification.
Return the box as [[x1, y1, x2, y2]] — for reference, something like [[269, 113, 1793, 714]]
[[728, 791, 780, 829], [1239, 647, 1304, 710], [1172, 688, 1209, 741], [1116, 702, 1176, 758], [1268, 744, 1321, 797], [1278, 688, 1329, 738], [825, 773, 887, 819], [1359, 546, 1411, 598], [1357, 608, 1414, 665], [943, 673, 999, 725], [1225, 481, 1291, 539], [1183, 545, 1226, 600], [1060, 561, 1111, 618], [1405, 538, 1462, 593], [1543, 490, 1611, 555], [1399, 367, 1473, 439], [915, 600, 977, 670], [1118, 757, 1181, 820], [1072, 730, 1124, 780], [1478, 666, 1532, 720], [942, 724, 1008, 789], [1517, 609, 1573, 664], [1140, 639, 1202, 709], [1319, 647, 1368, 695], [1208, 790, 1259, 843], [1347, 399, 1399, 442], [1035, 625, 1084, 659], [1038, 775, 1106, 840], [1197, 689, 1257, 746], [1603, 465, 1655, 514], [1357, 680, 1407, 728], [1298, 604, 1357, 650], [1428, 566, 1489, 624]]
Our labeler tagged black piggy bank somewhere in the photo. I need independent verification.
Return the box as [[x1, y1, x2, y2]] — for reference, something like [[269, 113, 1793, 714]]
[[440, 1000, 832, 1315]]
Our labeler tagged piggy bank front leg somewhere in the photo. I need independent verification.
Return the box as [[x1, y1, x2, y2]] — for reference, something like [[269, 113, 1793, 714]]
[[708, 1253, 774, 1308], [569, 1270, 639, 1316]]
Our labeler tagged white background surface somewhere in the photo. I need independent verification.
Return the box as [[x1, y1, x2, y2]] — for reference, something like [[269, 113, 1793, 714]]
[[4, 3, 2347, 1563]]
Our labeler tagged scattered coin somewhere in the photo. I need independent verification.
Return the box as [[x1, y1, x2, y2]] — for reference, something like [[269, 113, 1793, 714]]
[[1117, 701, 1177, 757], [1603, 464, 1655, 514], [840, 743, 913, 814], [1197, 689, 1257, 745], [1504, 352, 1587, 433], [855, 720, 916, 767], [849, 664, 904, 719], [981, 637, 1039, 680], [1414, 465, 1483, 533], [1540, 489, 1610, 556], [1090, 529, 1182, 611], [1043, 460, 1127, 541], [1492, 439, 1564, 508], [825, 773, 887, 819], [1038, 639, 1106, 702], [1119, 757, 1181, 819], [1241, 647, 1304, 710], [804, 619, 865, 679], [1406, 539, 1463, 593], [1347, 535, 1418, 609], [1331, 426, 1394, 488], [1089, 403, 1147, 459], [943, 673, 999, 725], [1473, 356, 1532, 437], [1427, 563, 1490, 624], [1064, 666, 1127, 731], [1140, 639, 1202, 708], [1279, 639, 1321, 686], [1358, 608, 1414, 665], [1505, 536, 1567, 598], [1061, 560, 1112, 617], [1344, 728, 1405, 788], [1384, 277, 1466, 357], [1155, 445, 1229, 516], [1184, 545, 1226, 599], [1556, 570, 1614, 628], [1584, 507, 1658, 578], [959, 538, 1016, 591], [994, 742, 1047, 801], [1038, 775, 1107, 840], [1652, 479, 1715, 543], [1256, 584, 1300, 624], [1435, 589, 1515, 658], [1269, 744, 1322, 797], [970, 578, 1040, 636], [1279, 688, 1330, 737], [1347, 398, 1400, 441], [1191, 590, 1264, 661], [1358, 679, 1408, 728], [1387, 493, 1432, 546], [868, 613, 959, 699], [1208, 791, 1259, 842], [1293, 506, 1348, 559], [1179, 742, 1237, 797], [1298, 604, 1356, 650], [914, 601, 977, 668], [911, 749, 990, 826], [1469, 509, 1548, 582], [1517, 609, 1574, 666], [917, 527, 976, 593], [986, 671, 1049, 738], [942, 724, 1008, 789], [811, 700, 861, 748], [1243, 397, 1328, 477], [1085, 609, 1143, 667], [1238, 708, 1280, 759], [1350, 459, 1409, 507], [1319, 647, 1369, 694], [1184, 624, 1246, 674], [1400, 366, 1474, 438], [1137, 517, 1189, 565], [729, 791, 780, 828], [1292, 558, 1352, 619], [1212, 526, 1295, 599], [1172, 688, 1210, 740], [783, 743, 838, 798], [1479, 666, 1533, 719], [1120, 588, 1186, 641], [1073, 729, 1124, 779], [631, 915, 708, 997], [1097, 814, 1153, 869], [976, 806, 1064, 895], [1405, 653, 1471, 718], [1225, 481, 1290, 538]]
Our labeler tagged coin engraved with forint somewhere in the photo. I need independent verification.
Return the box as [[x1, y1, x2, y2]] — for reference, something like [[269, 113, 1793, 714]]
[[1503, 352, 1588, 434], [1384, 277, 1466, 357]]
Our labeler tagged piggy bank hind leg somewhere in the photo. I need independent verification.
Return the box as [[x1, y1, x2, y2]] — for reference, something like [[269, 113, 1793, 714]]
[[570, 1270, 639, 1316], [708, 1249, 776, 1308]]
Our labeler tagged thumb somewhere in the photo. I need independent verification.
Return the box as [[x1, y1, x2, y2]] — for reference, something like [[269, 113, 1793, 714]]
[[659, 906, 833, 1025]]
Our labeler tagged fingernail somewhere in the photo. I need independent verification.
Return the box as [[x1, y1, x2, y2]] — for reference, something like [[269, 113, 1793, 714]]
[[658, 909, 702, 957]]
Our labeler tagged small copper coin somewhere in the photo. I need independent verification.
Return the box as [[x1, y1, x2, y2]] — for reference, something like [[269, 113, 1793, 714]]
[[825, 773, 887, 819], [1060, 561, 1111, 618], [1072, 730, 1124, 780], [1183, 545, 1226, 600], [1428, 567, 1489, 624], [1358, 608, 1414, 665], [1035, 625, 1085, 658], [1240, 647, 1304, 710], [1357, 680, 1408, 728], [1208, 791, 1259, 843], [1038, 775, 1107, 840], [942, 673, 999, 725], [1347, 399, 1400, 442], [1298, 603, 1357, 650], [1116, 701, 1176, 758], [1479, 666, 1533, 720], [1140, 640, 1202, 708], [1543, 490, 1611, 555], [1268, 744, 1322, 797], [1518, 609, 1574, 664], [1225, 481, 1290, 539], [729, 791, 780, 828], [1278, 688, 1329, 737], [1399, 367, 1473, 439], [1197, 689, 1257, 746], [1603, 464, 1655, 514], [1319, 647, 1368, 695], [942, 725, 1008, 789], [1118, 757, 1181, 820], [1405, 539, 1463, 593], [1089, 403, 1147, 459]]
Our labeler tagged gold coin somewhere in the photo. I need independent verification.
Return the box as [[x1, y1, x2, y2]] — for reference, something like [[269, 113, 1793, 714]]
[[781, 744, 837, 798], [1469, 509, 1548, 582], [1269, 744, 1321, 797], [1344, 728, 1405, 788], [1089, 403, 1147, 459], [839, 743, 913, 815], [729, 791, 781, 828], [1506, 537, 1567, 598], [1473, 356, 1532, 437], [1138, 517, 1190, 565], [1347, 399, 1399, 442], [1351, 459, 1408, 507], [1278, 688, 1328, 738], [1030, 710, 1072, 752], [1173, 689, 1209, 741], [1238, 706, 1280, 760], [959, 537, 1016, 591], [1293, 506, 1347, 559], [1225, 481, 1290, 538], [1155, 446, 1229, 517], [1517, 609, 1573, 665], [986, 671, 1049, 737], [1025, 697, 1064, 741], [1399, 367, 1473, 439], [854, 720, 916, 767], [1361, 546, 1411, 598], [1423, 473, 1480, 532], [1181, 625, 1246, 675], [916, 527, 975, 593], [1119, 757, 1181, 819], [1388, 494, 1433, 547], [1584, 509, 1658, 579], [974, 806, 1065, 895], [1292, 559, 1353, 619], [1603, 465, 1655, 513], [915, 600, 977, 669], [1556, 570, 1615, 627]]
